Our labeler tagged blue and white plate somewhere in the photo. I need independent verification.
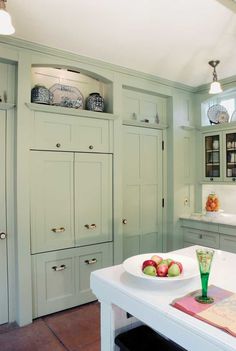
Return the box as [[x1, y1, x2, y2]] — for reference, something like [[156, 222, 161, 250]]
[[49, 84, 84, 109]]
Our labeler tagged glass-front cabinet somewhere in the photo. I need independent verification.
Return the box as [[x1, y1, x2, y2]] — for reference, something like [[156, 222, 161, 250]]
[[225, 131, 236, 180], [202, 129, 236, 182], [204, 133, 221, 180]]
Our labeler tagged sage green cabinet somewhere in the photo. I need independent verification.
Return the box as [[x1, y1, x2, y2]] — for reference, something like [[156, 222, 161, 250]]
[[31, 111, 111, 153], [202, 128, 236, 182], [30, 151, 74, 253], [74, 153, 112, 246], [32, 242, 113, 317], [30, 151, 112, 253], [122, 126, 163, 259], [181, 219, 236, 254]]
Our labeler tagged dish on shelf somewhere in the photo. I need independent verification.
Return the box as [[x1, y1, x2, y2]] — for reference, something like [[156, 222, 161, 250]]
[[49, 84, 84, 109], [231, 110, 236, 122], [207, 104, 229, 124], [123, 253, 198, 283]]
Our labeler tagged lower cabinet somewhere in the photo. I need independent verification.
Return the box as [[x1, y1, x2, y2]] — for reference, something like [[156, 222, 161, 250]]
[[32, 242, 113, 318], [181, 219, 236, 254], [183, 227, 220, 249]]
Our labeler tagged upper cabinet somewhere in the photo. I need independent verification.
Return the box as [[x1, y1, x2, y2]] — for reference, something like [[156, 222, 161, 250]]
[[202, 128, 236, 183], [122, 86, 168, 128]]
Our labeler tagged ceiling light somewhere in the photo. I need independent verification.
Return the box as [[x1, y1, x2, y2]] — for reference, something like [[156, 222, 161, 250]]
[[208, 60, 223, 94], [0, 0, 15, 35]]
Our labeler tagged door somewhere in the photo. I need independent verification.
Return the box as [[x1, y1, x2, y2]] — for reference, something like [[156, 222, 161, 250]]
[[0, 113, 8, 324], [30, 151, 74, 253], [74, 153, 112, 246], [122, 126, 163, 259]]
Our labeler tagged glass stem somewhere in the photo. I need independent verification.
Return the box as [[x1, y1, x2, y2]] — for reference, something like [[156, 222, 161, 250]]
[[201, 272, 209, 297]]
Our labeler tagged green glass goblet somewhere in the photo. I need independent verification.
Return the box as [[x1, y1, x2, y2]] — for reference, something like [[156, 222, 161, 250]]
[[195, 248, 215, 304]]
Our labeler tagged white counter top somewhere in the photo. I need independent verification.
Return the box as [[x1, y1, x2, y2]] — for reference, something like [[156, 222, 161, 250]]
[[91, 246, 236, 351], [180, 213, 236, 226]]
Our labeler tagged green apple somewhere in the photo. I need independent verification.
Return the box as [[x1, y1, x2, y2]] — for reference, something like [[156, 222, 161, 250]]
[[168, 263, 180, 277], [158, 259, 169, 266], [143, 265, 157, 276]]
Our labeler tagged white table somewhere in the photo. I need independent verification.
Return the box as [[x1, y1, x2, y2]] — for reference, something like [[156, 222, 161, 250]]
[[90, 246, 236, 351]]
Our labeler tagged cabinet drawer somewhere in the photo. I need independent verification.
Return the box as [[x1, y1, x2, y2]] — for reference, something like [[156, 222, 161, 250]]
[[183, 228, 220, 249], [32, 111, 111, 152], [220, 235, 236, 254], [32, 242, 113, 318]]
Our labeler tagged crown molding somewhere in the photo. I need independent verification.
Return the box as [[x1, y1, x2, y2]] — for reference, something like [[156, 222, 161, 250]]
[[0, 36, 195, 93]]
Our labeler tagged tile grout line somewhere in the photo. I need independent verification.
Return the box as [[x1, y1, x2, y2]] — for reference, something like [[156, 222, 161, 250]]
[[41, 319, 71, 351]]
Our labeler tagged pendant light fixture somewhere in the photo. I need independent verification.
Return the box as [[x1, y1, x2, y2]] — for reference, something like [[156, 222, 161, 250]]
[[208, 60, 223, 94], [0, 0, 15, 35]]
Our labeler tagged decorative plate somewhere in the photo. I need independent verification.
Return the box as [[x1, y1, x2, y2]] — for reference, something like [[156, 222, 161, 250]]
[[207, 104, 229, 124], [231, 110, 236, 122], [123, 253, 199, 282], [49, 84, 84, 109]]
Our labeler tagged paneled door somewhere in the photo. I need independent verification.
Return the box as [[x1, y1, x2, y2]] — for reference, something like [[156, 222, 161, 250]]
[[122, 126, 163, 259], [0, 113, 8, 324]]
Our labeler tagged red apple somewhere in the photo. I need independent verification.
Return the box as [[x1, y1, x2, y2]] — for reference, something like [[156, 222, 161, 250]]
[[142, 259, 157, 271], [156, 264, 168, 277], [150, 255, 163, 265]]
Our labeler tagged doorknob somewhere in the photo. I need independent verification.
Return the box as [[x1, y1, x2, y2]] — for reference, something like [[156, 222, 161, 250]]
[[0, 232, 7, 240]]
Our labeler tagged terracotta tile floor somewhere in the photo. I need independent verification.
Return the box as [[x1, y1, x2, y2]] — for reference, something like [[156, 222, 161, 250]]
[[0, 301, 100, 351]]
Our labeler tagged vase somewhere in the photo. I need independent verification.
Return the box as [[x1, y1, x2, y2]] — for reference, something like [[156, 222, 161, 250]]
[[31, 85, 52, 105], [86, 92, 105, 112]]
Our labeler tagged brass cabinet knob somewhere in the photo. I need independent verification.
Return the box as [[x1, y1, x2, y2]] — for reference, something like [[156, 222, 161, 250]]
[[89, 145, 94, 150], [84, 258, 97, 265], [84, 224, 97, 229], [122, 219, 127, 224], [52, 264, 66, 271], [51, 227, 65, 233], [56, 143, 61, 148], [0, 232, 7, 240]]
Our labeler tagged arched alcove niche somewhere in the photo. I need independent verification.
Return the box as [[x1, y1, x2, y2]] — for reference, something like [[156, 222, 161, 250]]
[[31, 65, 113, 113]]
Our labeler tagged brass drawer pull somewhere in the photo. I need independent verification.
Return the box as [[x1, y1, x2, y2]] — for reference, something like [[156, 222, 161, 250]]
[[84, 258, 97, 265], [123, 219, 127, 224], [84, 224, 97, 229], [89, 145, 94, 150], [51, 227, 65, 233], [199, 234, 203, 239], [56, 143, 61, 148], [52, 264, 66, 271]]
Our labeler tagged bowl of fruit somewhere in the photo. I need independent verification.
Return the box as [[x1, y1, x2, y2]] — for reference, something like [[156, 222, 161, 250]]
[[123, 253, 198, 282]]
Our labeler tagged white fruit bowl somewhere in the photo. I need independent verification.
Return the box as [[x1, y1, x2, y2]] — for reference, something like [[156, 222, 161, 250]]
[[123, 253, 199, 282]]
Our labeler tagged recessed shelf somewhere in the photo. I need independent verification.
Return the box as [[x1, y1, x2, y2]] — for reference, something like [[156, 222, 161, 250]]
[[26, 103, 118, 120], [122, 119, 168, 130]]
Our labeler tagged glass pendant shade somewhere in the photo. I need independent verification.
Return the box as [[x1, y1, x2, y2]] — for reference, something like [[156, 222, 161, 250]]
[[209, 81, 223, 94], [0, 5, 15, 35]]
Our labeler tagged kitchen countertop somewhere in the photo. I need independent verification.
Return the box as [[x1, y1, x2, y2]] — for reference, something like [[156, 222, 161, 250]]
[[180, 213, 236, 226]]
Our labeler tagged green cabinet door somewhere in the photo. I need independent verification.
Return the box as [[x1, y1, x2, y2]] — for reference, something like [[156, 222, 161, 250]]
[[122, 126, 163, 259], [30, 151, 75, 253], [74, 153, 112, 246]]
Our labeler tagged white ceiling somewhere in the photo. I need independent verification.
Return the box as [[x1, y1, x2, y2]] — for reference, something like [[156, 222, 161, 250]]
[[7, 0, 236, 87]]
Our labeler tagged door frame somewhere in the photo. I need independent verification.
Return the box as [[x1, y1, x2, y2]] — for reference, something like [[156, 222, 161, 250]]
[[0, 106, 16, 324]]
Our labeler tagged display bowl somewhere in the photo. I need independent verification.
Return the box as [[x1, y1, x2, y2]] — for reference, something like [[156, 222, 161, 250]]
[[123, 253, 199, 282]]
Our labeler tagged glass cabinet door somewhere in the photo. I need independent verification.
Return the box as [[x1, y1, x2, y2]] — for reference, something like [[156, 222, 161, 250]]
[[225, 132, 236, 180], [204, 134, 220, 180]]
